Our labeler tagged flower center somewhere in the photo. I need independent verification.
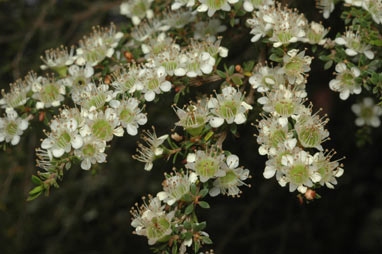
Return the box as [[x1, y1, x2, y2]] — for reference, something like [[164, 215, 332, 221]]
[[274, 101, 295, 116], [82, 144, 96, 157], [92, 119, 112, 140], [6, 122, 18, 136], [298, 127, 320, 148], [120, 108, 134, 123], [219, 170, 238, 187], [147, 216, 171, 241], [57, 131, 71, 149], [219, 100, 238, 119], [289, 164, 309, 184], [195, 158, 219, 178], [271, 129, 286, 147], [40, 83, 60, 103]]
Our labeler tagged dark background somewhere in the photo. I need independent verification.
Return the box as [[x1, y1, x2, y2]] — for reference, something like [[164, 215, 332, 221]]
[[0, 0, 381, 253]]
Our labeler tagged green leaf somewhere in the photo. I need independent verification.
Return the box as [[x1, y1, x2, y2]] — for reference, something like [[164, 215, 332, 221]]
[[184, 231, 193, 240], [27, 192, 42, 201], [31, 175, 42, 185], [192, 221, 206, 232], [28, 185, 43, 195], [185, 204, 194, 215], [182, 193, 193, 203], [269, 54, 282, 63], [201, 236, 213, 244], [216, 70, 226, 79], [184, 221, 192, 230], [231, 75, 243, 85], [198, 201, 210, 209], [199, 188, 208, 198], [324, 60, 333, 70], [190, 184, 197, 195], [172, 242, 178, 254]]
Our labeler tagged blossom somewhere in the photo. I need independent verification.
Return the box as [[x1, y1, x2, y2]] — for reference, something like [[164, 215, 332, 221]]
[[351, 97, 382, 127], [208, 87, 252, 128], [133, 128, 168, 171], [335, 30, 375, 59], [111, 64, 144, 96], [78, 82, 114, 110], [194, 19, 227, 43], [243, 0, 274, 12], [197, 0, 239, 17], [329, 63, 361, 100], [279, 149, 322, 193], [0, 109, 29, 145], [74, 136, 107, 170], [31, 76, 66, 109], [40, 46, 76, 75], [174, 100, 209, 136], [293, 109, 329, 151], [282, 49, 312, 85], [316, 0, 335, 19], [362, 0, 382, 24], [171, 0, 195, 10], [76, 24, 123, 66], [249, 65, 285, 93], [141, 66, 172, 102], [0, 77, 30, 110], [41, 117, 83, 158], [120, 0, 154, 25], [185, 149, 226, 182], [110, 98, 147, 136], [209, 154, 250, 197], [312, 151, 344, 189], [131, 196, 175, 245], [157, 172, 198, 205], [304, 21, 329, 45]]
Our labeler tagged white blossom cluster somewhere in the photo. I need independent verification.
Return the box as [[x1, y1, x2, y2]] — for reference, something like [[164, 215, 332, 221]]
[[247, 3, 329, 47], [253, 49, 344, 193]]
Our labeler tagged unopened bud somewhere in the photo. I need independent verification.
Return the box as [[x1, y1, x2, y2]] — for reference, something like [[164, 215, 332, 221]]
[[304, 189, 316, 200]]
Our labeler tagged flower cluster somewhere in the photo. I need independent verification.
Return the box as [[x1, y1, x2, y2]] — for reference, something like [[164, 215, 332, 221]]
[[335, 29, 375, 59], [255, 50, 344, 194], [247, 3, 329, 47]]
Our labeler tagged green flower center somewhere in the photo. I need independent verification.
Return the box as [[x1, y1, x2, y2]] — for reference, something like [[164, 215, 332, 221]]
[[74, 76, 86, 87], [277, 31, 293, 44], [341, 72, 354, 86], [206, 0, 225, 9], [271, 129, 286, 147], [56, 131, 71, 149], [219, 100, 238, 119], [289, 164, 309, 185], [132, 2, 148, 17], [92, 119, 112, 140], [82, 144, 96, 157], [361, 107, 373, 119], [147, 216, 171, 242], [148, 79, 159, 90], [195, 158, 219, 178], [40, 83, 60, 103], [274, 101, 295, 116], [298, 127, 320, 148], [6, 122, 18, 136], [120, 108, 134, 123], [88, 93, 106, 109], [285, 58, 303, 73], [219, 170, 238, 187]]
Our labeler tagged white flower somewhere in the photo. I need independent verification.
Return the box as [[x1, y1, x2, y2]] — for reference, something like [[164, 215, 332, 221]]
[[312, 151, 344, 189], [197, 0, 238, 17], [77, 82, 114, 110], [31, 76, 66, 109], [185, 149, 226, 182], [41, 116, 83, 158], [194, 19, 226, 43], [243, 0, 274, 12], [345, 0, 363, 7], [362, 0, 382, 25], [110, 98, 147, 136], [141, 66, 172, 102], [0, 109, 28, 145], [329, 63, 361, 100], [120, 0, 154, 25], [0, 76, 30, 110], [208, 87, 251, 128], [209, 154, 250, 197], [74, 136, 107, 170], [174, 100, 209, 136], [133, 128, 168, 171], [157, 172, 197, 205], [351, 97, 382, 127], [171, 0, 195, 10], [304, 21, 329, 45], [249, 65, 285, 93], [316, 0, 335, 19], [335, 30, 375, 59], [131, 196, 175, 245], [282, 49, 312, 85], [40, 46, 76, 74]]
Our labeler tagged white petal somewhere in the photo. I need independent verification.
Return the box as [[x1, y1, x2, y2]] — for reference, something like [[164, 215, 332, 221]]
[[201, 64, 213, 74], [144, 91, 156, 102], [339, 90, 350, 100], [311, 172, 322, 183], [11, 135, 20, 145], [197, 4, 208, 12], [71, 135, 83, 149], [364, 50, 374, 60], [345, 48, 358, 56], [81, 159, 91, 170], [19, 120, 29, 130], [156, 191, 168, 201], [52, 148, 65, 158], [209, 117, 224, 128], [243, 1, 254, 12], [284, 138, 297, 150], [160, 81, 172, 92], [297, 185, 307, 193], [335, 37, 346, 45], [186, 153, 196, 163], [189, 172, 198, 183], [209, 186, 220, 197], [144, 162, 153, 171], [263, 166, 276, 179], [335, 168, 344, 177], [127, 124, 138, 136], [227, 154, 239, 169], [258, 146, 268, 156], [234, 113, 246, 124], [113, 126, 124, 137], [174, 68, 186, 76], [278, 117, 288, 127]]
